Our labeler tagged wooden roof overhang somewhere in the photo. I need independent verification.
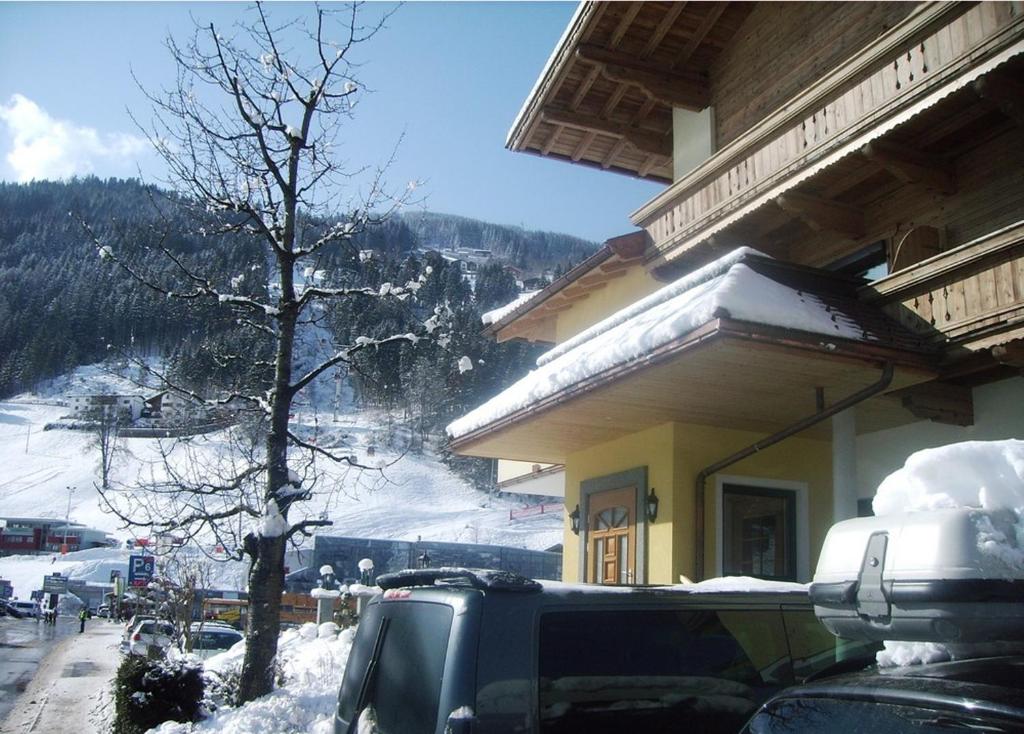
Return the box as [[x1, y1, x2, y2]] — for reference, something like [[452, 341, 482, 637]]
[[507, 1, 753, 182], [451, 318, 937, 464], [485, 230, 649, 344]]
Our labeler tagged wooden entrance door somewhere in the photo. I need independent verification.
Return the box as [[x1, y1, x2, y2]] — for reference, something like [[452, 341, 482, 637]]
[[586, 486, 637, 585]]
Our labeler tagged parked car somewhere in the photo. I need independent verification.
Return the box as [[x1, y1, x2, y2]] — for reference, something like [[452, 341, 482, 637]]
[[125, 619, 176, 657], [0, 599, 27, 618], [175, 622, 244, 660], [741, 655, 1024, 733], [742, 508, 1024, 734], [6, 600, 40, 619], [334, 568, 875, 734]]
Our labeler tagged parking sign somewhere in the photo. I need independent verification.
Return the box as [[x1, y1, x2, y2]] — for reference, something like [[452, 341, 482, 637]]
[[128, 555, 155, 587]]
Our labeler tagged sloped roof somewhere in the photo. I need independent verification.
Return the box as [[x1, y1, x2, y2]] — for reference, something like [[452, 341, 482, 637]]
[[449, 248, 934, 442]]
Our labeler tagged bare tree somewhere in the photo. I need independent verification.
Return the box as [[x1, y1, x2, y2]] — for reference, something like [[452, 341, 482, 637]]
[[156, 550, 217, 653], [87, 406, 124, 490], [82, 3, 438, 701]]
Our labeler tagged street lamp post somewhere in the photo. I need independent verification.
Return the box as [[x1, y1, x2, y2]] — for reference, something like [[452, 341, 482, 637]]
[[62, 486, 75, 554], [313, 564, 341, 625]]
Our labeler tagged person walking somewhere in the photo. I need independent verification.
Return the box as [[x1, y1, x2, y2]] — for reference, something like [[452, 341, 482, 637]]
[[78, 607, 87, 633]]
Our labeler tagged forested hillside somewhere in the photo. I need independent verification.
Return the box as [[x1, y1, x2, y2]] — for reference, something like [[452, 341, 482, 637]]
[[401, 210, 595, 272], [0, 179, 588, 450]]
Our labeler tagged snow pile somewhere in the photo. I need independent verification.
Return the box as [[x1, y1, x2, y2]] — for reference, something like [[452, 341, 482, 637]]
[[873, 439, 1024, 574], [153, 622, 356, 734], [682, 576, 808, 594], [873, 440, 1024, 517], [869, 439, 1024, 667], [480, 290, 540, 326], [448, 249, 868, 439]]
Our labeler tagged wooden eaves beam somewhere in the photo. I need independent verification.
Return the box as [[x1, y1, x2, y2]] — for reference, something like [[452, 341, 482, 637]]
[[577, 268, 629, 288], [576, 44, 710, 111], [861, 140, 956, 194], [774, 191, 865, 239], [541, 107, 671, 158], [973, 72, 1024, 127]]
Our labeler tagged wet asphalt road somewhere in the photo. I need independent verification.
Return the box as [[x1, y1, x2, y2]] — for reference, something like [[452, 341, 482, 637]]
[[0, 616, 76, 723]]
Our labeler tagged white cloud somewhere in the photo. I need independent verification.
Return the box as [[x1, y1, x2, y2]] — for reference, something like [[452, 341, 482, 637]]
[[0, 94, 148, 182]]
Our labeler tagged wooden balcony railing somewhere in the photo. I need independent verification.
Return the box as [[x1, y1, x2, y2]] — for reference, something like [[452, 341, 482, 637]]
[[632, 2, 1024, 260], [861, 221, 1024, 351]]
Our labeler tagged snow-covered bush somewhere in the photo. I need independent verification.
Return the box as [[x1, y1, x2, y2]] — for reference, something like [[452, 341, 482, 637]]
[[113, 656, 204, 734], [152, 622, 356, 733]]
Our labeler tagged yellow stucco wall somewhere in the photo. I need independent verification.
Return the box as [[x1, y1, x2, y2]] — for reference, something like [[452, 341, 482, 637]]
[[563, 423, 677, 583], [561, 421, 833, 584], [553, 266, 662, 344]]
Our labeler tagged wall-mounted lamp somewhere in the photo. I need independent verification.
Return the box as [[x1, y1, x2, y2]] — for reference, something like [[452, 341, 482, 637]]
[[569, 504, 581, 535], [647, 488, 659, 523]]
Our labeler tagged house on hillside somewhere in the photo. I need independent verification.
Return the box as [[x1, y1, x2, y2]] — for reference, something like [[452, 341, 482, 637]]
[[69, 394, 144, 422], [144, 390, 210, 423], [449, 2, 1024, 586]]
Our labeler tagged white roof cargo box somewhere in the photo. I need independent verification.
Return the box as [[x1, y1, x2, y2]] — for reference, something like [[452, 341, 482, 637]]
[[810, 508, 1024, 643]]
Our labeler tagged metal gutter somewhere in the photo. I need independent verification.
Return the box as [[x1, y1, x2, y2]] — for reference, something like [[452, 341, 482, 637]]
[[692, 362, 895, 581]]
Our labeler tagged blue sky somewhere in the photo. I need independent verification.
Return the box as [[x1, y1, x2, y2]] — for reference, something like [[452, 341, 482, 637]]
[[0, 2, 662, 243]]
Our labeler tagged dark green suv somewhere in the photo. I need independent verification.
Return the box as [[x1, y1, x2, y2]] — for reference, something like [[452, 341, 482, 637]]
[[334, 569, 873, 734]]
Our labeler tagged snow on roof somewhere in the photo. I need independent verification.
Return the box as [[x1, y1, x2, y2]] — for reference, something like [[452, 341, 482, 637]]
[[448, 248, 871, 439], [481, 290, 541, 326]]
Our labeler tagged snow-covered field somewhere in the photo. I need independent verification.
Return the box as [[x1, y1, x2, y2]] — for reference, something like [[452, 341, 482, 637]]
[[0, 363, 562, 599]]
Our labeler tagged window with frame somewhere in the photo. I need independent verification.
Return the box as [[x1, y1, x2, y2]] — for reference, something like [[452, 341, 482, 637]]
[[722, 485, 797, 582]]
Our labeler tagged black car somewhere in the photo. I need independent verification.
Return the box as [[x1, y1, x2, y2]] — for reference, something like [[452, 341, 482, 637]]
[[742, 655, 1024, 733], [334, 568, 876, 734]]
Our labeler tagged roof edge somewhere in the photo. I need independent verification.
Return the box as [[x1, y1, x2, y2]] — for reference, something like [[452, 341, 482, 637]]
[[506, 2, 595, 152], [452, 321, 937, 453], [483, 239, 621, 337]]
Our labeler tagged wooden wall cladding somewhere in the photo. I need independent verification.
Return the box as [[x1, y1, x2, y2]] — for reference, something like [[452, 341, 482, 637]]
[[711, 3, 918, 148]]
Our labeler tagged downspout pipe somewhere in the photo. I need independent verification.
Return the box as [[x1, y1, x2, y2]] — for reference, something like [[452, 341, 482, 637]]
[[693, 362, 895, 581]]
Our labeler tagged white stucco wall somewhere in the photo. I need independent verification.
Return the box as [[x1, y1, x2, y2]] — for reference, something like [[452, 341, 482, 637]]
[[856, 376, 1024, 500], [672, 107, 715, 181]]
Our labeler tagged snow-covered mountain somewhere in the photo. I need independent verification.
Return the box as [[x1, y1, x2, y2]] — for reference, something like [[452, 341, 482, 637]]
[[0, 363, 562, 597]]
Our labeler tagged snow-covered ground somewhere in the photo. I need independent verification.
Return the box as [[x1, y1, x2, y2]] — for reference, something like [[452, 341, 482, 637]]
[[0, 363, 562, 599]]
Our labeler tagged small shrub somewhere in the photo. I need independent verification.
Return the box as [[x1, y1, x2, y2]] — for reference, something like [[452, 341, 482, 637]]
[[112, 656, 205, 734]]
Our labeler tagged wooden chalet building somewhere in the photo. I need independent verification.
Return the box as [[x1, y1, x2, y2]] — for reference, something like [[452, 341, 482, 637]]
[[449, 2, 1024, 586]]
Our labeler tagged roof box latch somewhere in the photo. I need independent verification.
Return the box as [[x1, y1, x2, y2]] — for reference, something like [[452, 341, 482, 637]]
[[856, 531, 891, 620]]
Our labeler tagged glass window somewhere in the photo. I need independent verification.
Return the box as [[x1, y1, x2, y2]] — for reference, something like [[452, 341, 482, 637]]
[[538, 608, 791, 734], [338, 602, 453, 734], [722, 485, 796, 581], [781, 609, 880, 681]]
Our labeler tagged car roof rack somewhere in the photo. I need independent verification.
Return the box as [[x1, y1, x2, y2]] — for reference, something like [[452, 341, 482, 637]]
[[376, 567, 542, 593]]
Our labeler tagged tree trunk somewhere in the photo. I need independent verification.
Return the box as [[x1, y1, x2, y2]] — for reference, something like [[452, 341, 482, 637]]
[[238, 255, 297, 702], [237, 532, 286, 701]]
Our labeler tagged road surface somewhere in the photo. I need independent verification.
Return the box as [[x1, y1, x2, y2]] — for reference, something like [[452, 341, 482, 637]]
[[0, 616, 121, 734]]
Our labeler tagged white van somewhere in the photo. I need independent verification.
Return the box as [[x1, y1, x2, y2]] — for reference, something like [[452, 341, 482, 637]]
[[8, 600, 41, 619]]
